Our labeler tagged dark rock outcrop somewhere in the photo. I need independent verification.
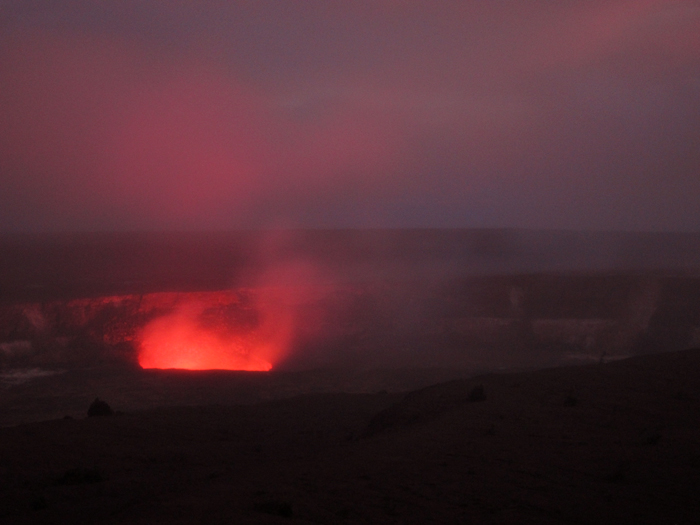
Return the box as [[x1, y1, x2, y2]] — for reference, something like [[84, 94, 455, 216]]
[[87, 398, 113, 417]]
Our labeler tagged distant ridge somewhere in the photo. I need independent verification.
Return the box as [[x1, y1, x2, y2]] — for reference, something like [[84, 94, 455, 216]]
[[1, 229, 699, 301]]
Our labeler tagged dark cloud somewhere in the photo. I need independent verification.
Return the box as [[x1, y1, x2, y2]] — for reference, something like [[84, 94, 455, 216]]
[[1, 1, 699, 231]]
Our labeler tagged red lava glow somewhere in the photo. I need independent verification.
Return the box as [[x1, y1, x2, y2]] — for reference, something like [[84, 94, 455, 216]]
[[136, 265, 322, 371], [137, 308, 274, 371]]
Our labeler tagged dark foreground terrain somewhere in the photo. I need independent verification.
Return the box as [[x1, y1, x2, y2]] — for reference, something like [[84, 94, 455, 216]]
[[2, 348, 700, 524]]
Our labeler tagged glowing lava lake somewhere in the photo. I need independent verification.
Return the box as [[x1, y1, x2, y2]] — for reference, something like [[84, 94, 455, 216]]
[[136, 306, 274, 371]]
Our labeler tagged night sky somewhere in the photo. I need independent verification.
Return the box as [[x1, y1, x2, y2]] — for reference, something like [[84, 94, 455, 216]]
[[1, 1, 699, 232]]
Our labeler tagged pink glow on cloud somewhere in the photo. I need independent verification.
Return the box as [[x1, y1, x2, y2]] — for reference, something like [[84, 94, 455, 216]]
[[104, 63, 272, 224], [1, 1, 699, 231], [523, 1, 700, 71], [0, 31, 415, 229]]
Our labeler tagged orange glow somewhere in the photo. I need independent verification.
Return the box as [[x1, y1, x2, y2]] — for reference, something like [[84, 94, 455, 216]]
[[137, 306, 274, 371]]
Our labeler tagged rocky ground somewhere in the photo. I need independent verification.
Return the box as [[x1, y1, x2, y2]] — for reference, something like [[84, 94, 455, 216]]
[[2, 348, 700, 524]]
